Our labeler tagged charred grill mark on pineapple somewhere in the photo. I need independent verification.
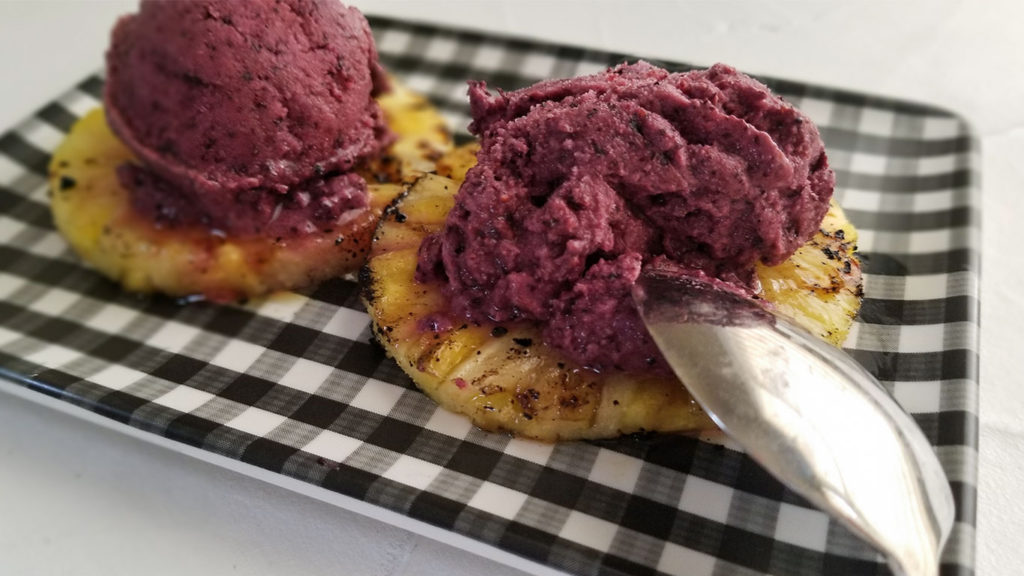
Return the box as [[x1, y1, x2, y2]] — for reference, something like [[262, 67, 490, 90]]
[[361, 145, 864, 442], [435, 142, 480, 182]]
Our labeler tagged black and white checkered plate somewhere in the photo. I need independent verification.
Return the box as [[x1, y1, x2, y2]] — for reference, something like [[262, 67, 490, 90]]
[[0, 16, 978, 576]]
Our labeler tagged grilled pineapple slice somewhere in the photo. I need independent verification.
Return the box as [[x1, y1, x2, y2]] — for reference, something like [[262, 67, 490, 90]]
[[362, 146, 863, 441], [374, 82, 453, 183], [48, 81, 452, 302], [435, 141, 481, 182], [756, 203, 862, 346]]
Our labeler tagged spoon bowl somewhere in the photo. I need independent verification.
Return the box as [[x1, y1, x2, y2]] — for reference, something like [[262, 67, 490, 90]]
[[632, 271, 954, 576]]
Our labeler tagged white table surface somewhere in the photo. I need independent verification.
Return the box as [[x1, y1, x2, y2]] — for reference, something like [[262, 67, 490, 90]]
[[1, 1, 1020, 574]]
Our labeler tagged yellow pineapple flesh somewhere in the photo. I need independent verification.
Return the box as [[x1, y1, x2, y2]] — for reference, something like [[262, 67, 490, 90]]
[[362, 145, 864, 442], [756, 203, 862, 346], [48, 80, 453, 302]]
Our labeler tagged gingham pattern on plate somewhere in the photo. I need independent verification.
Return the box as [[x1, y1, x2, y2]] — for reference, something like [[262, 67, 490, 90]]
[[0, 16, 978, 576]]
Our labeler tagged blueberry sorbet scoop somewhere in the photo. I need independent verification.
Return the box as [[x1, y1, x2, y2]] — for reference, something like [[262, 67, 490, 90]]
[[104, 0, 393, 237], [417, 62, 835, 373]]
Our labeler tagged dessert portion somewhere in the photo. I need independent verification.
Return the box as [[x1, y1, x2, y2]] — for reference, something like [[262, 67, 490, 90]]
[[362, 62, 863, 442], [48, 0, 452, 301], [104, 0, 391, 238], [418, 62, 834, 373]]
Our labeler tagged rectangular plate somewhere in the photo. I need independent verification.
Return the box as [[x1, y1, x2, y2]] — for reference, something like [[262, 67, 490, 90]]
[[0, 16, 978, 576]]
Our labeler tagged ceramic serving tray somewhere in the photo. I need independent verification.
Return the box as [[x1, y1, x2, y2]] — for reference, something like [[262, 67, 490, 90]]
[[0, 16, 978, 576]]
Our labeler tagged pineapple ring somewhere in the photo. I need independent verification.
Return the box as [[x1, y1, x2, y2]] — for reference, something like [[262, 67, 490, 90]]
[[48, 81, 453, 302], [362, 144, 863, 442]]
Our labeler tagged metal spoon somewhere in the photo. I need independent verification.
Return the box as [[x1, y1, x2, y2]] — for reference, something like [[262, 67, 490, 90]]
[[632, 271, 954, 576]]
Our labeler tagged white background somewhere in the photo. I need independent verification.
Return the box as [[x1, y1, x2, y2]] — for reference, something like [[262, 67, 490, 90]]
[[1, 1, 1021, 574]]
